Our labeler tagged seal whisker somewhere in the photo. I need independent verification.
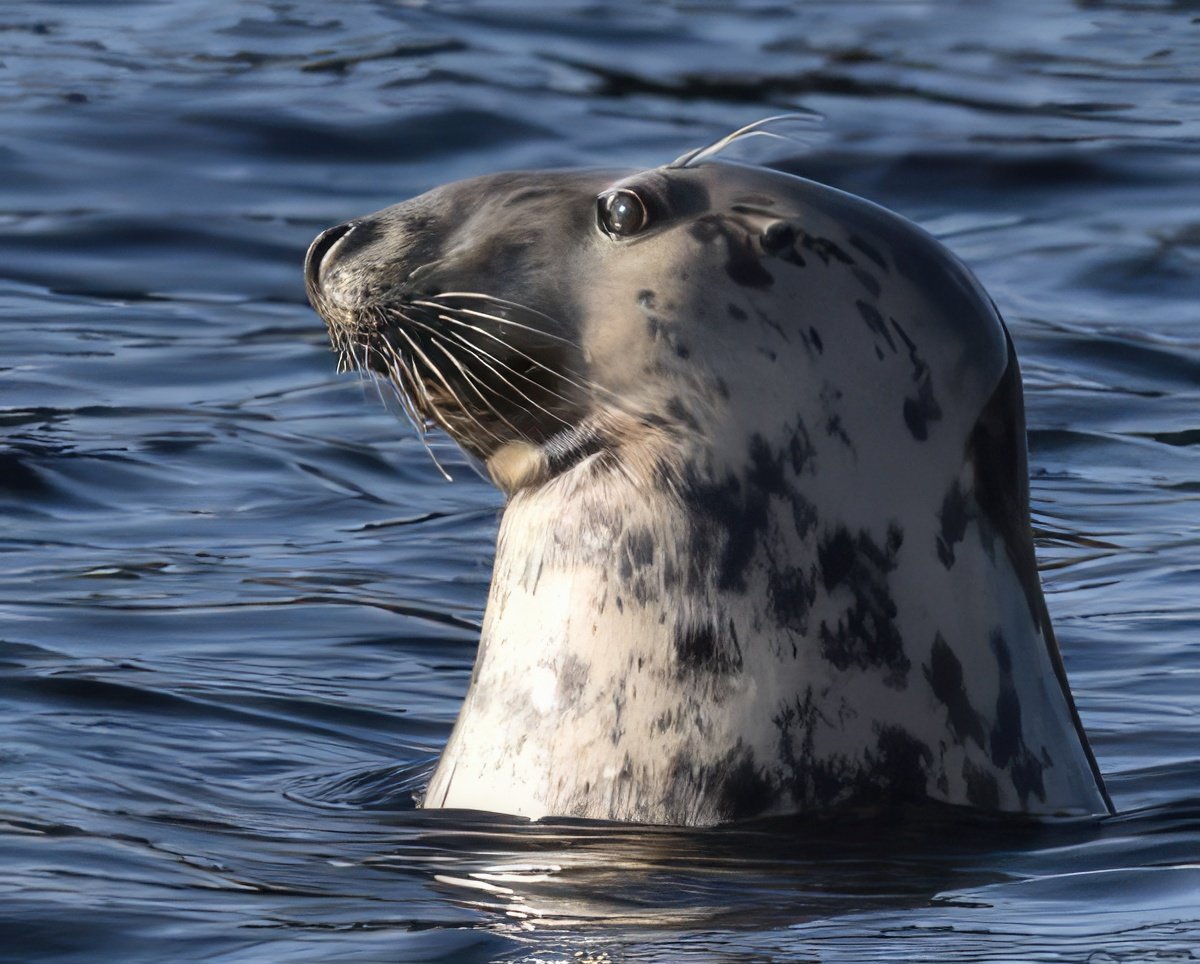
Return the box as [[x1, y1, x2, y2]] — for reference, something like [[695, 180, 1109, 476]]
[[431, 324, 575, 431], [371, 325, 439, 430], [425, 308, 606, 403], [430, 342, 542, 442], [412, 296, 622, 403], [671, 112, 824, 168], [423, 334, 527, 445], [419, 293, 582, 347], [432, 316, 584, 407], [387, 323, 504, 449], [376, 342, 454, 481], [368, 339, 425, 431], [384, 346, 432, 431], [397, 311, 544, 444]]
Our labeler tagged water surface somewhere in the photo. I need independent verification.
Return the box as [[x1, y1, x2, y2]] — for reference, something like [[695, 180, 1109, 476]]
[[2, 1, 1199, 960]]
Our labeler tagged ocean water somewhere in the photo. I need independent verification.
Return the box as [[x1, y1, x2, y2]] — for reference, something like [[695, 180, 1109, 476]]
[[1, 1, 1199, 960]]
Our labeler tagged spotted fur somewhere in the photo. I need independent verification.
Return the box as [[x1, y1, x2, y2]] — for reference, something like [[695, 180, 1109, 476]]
[[305, 152, 1112, 825]]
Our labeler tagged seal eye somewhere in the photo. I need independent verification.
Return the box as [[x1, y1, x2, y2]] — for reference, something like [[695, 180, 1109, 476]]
[[598, 189, 649, 238]]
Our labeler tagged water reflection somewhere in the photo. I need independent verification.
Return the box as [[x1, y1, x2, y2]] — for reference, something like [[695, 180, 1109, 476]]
[[373, 806, 1084, 930]]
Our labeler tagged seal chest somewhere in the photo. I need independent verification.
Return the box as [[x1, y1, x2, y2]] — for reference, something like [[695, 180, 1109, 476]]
[[305, 130, 1112, 825]]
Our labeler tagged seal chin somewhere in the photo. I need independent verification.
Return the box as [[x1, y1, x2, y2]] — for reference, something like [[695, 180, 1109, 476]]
[[486, 440, 548, 494]]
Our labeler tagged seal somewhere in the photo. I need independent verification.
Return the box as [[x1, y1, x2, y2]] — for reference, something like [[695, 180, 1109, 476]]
[[304, 124, 1112, 825]]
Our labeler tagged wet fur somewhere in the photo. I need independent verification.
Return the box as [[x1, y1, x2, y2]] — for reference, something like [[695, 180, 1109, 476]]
[[306, 154, 1111, 824]]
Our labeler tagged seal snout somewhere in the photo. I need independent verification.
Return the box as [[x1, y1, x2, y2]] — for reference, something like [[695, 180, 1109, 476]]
[[304, 220, 358, 301]]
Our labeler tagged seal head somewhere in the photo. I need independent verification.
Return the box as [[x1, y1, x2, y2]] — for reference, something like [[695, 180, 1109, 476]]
[[306, 146, 1111, 824]]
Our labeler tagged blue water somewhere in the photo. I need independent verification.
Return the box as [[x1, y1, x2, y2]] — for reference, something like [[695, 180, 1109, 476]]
[[2, 1, 1199, 960]]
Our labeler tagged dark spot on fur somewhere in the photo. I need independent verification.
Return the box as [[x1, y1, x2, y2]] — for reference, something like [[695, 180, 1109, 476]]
[[714, 377, 730, 399], [774, 692, 936, 809], [689, 219, 721, 244], [788, 420, 815, 476], [637, 289, 656, 308], [646, 315, 692, 360], [556, 654, 590, 708], [692, 214, 776, 288], [852, 267, 881, 298], [988, 630, 1046, 806], [903, 376, 943, 441], [761, 220, 796, 253], [626, 526, 654, 568], [825, 414, 851, 447], [752, 304, 790, 342], [768, 566, 816, 637], [989, 631, 1020, 767], [673, 618, 743, 674], [864, 725, 932, 802], [666, 396, 701, 432], [727, 254, 774, 288], [936, 481, 971, 568], [801, 234, 854, 266], [856, 299, 897, 353], [716, 743, 775, 821], [618, 525, 656, 590], [817, 524, 910, 687], [821, 383, 853, 450], [889, 316, 917, 354], [727, 303, 747, 321], [663, 742, 776, 822], [817, 527, 856, 591], [889, 317, 942, 441], [849, 233, 888, 271], [610, 688, 626, 745], [1011, 751, 1047, 806], [674, 621, 715, 665], [680, 432, 815, 593], [774, 688, 845, 808], [962, 758, 1001, 809], [925, 633, 985, 749], [809, 327, 824, 353]]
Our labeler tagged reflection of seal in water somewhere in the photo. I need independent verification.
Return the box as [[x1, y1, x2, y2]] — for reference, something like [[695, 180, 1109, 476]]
[[304, 126, 1112, 825]]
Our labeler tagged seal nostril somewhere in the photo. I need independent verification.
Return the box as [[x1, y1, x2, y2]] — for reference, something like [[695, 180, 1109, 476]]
[[304, 221, 357, 295]]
